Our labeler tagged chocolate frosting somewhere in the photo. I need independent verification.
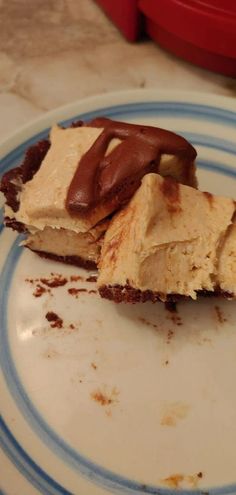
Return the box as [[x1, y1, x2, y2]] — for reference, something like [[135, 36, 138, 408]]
[[66, 117, 197, 214]]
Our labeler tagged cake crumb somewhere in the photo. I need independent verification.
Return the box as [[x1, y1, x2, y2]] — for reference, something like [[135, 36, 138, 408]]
[[138, 316, 158, 330], [69, 324, 75, 330], [43, 348, 60, 359], [70, 275, 84, 282], [162, 472, 202, 489], [214, 305, 227, 324], [89, 289, 97, 294], [40, 275, 67, 288], [167, 329, 174, 343], [186, 473, 204, 488], [161, 401, 190, 426], [91, 387, 119, 407], [45, 311, 63, 328], [86, 275, 97, 283], [168, 313, 182, 326], [68, 288, 87, 297], [162, 474, 184, 489], [91, 362, 97, 370], [33, 284, 48, 297]]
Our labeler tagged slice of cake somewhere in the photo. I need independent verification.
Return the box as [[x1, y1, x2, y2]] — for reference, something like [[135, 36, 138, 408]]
[[98, 174, 236, 302], [0, 118, 197, 268]]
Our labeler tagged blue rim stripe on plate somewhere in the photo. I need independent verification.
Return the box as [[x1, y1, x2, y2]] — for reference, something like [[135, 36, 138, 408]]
[[1, 132, 236, 179], [0, 208, 4, 235], [197, 160, 236, 178], [1, 100, 236, 495], [0, 416, 72, 495], [1, 100, 236, 176], [1, 157, 236, 495]]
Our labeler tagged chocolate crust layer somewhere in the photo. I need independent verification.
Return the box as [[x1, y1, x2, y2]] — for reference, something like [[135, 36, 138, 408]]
[[0, 140, 50, 212], [29, 248, 97, 270], [99, 284, 233, 304], [4, 217, 27, 233]]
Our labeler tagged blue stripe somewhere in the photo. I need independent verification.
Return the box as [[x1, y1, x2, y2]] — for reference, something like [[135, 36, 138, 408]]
[[58, 101, 236, 128], [197, 159, 236, 178], [1, 99, 236, 494], [1, 131, 236, 180], [1, 169, 236, 495], [1, 100, 236, 177], [183, 133, 236, 156], [0, 208, 4, 235], [0, 416, 72, 495]]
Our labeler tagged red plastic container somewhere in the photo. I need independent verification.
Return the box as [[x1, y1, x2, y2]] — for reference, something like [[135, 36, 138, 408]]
[[94, 0, 141, 41], [139, 0, 236, 77]]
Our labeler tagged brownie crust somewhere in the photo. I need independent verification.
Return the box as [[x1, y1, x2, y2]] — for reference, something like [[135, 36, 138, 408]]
[[99, 284, 233, 304], [0, 140, 50, 212]]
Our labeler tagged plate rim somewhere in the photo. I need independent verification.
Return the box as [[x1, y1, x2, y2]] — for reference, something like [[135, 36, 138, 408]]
[[1, 88, 236, 159], [1, 89, 236, 495]]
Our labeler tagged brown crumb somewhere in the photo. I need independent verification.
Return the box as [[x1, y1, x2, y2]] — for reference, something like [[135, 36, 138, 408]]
[[162, 472, 202, 489], [161, 401, 190, 426], [167, 329, 174, 343], [40, 275, 67, 288], [33, 284, 47, 297], [168, 313, 182, 326], [91, 362, 97, 370], [70, 275, 84, 282], [138, 316, 158, 330], [68, 287, 87, 297], [162, 474, 184, 489], [91, 391, 112, 406], [186, 473, 204, 488], [69, 324, 75, 330], [215, 305, 227, 324], [165, 360, 169, 365], [43, 348, 59, 359], [89, 289, 97, 294], [91, 387, 119, 407], [45, 311, 63, 329], [86, 275, 97, 283]]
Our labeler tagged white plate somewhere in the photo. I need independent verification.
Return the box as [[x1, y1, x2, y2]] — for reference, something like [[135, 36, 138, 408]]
[[1, 89, 236, 495]]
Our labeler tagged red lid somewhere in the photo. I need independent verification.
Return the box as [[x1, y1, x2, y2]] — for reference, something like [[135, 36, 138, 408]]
[[95, 0, 141, 41], [139, 0, 236, 57]]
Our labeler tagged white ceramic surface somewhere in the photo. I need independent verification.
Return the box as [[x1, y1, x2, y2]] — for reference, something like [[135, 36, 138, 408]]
[[1, 90, 236, 495]]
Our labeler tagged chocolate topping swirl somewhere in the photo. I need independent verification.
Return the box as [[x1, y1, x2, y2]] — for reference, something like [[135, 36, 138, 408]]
[[67, 118, 197, 214]]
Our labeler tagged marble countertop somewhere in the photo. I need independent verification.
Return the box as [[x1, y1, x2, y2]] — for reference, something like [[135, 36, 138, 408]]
[[0, 0, 235, 140]]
